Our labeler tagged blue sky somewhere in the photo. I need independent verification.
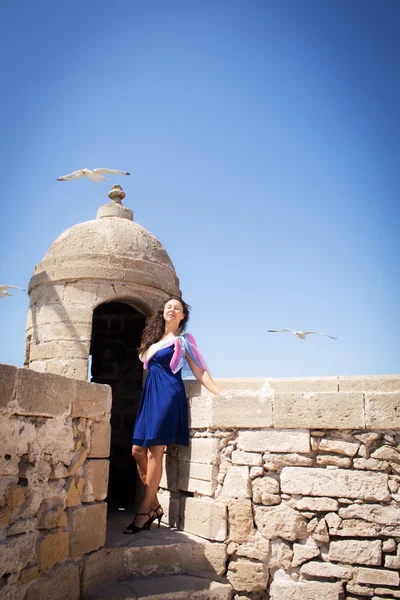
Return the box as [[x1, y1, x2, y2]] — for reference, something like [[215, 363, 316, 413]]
[[0, 0, 399, 378]]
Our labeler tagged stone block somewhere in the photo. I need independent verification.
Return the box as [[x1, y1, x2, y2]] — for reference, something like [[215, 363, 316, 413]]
[[263, 453, 314, 470], [354, 458, 390, 471], [371, 445, 400, 463], [238, 430, 310, 453], [319, 438, 360, 456], [374, 591, 400, 599], [365, 393, 400, 429], [81, 547, 119, 595], [121, 544, 182, 577], [179, 478, 214, 496], [69, 502, 107, 557], [35, 418, 75, 465], [346, 582, 375, 596], [0, 364, 17, 411], [227, 558, 267, 592], [384, 555, 400, 569], [250, 467, 264, 479], [270, 580, 342, 600], [178, 461, 218, 482], [274, 392, 364, 429], [158, 490, 180, 528], [73, 380, 111, 420], [292, 541, 320, 567], [295, 497, 338, 511], [316, 455, 352, 467], [338, 504, 400, 526], [231, 450, 263, 466], [68, 447, 88, 476], [281, 467, 390, 501], [159, 453, 178, 491], [228, 499, 253, 542], [41, 358, 89, 380], [211, 395, 273, 428], [221, 466, 251, 499], [37, 528, 69, 571], [330, 518, 390, 537], [25, 564, 80, 600], [185, 540, 227, 578], [0, 532, 36, 577], [269, 377, 339, 393], [252, 476, 280, 504], [66, 476, 85, 507], [180, 497, 227, 541], [37, 505, 67, 529], [15, 369, 74, 417], [88, 422, 111, 458], [354, 567, 399, 586], [29, 340, 90, 361], [0, 506, 11, 527], [183, 380, 202, 398], [188, 396, 212, 428], [382, 538, 396, 552], [5, 484, 27, 512], [81, 459, 109, 501], [339, 375, 400, 392], [178, 438, 220, 464], [19, 565, 39, 585], [300, 561, 352, 579], [254, 504, 307, 541]]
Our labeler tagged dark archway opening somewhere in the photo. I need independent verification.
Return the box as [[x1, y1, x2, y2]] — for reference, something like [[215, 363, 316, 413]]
[[89, 302, 146, 510]]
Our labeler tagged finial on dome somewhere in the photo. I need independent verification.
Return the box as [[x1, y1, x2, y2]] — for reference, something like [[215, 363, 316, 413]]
[[108, 184, 126, 205], [97, 185, 133, 221]]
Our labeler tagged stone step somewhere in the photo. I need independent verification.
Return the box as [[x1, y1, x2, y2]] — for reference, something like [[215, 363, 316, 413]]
[[82, 514, 229, 598], [103, 513, 227, 581], [87, 575, 232, 600]]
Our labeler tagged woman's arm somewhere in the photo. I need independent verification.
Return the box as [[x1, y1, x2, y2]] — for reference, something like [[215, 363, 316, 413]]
[[186, 353, 221, 395]]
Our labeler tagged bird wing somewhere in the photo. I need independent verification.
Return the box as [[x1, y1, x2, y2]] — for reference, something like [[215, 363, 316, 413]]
[[303, 331, 338, 340], [0, 285, 24, 290], [56, 169, 86, 181], [267, 329, 295, 333], [92, 168, 131, 176]]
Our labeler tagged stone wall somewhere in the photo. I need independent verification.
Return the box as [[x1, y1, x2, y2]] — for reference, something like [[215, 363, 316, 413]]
[[159, 375, 400, 600], [0, 363, 111, 600]]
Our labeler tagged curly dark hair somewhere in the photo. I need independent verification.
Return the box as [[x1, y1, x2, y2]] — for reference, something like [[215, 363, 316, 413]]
[[138, 296, 191, 355]]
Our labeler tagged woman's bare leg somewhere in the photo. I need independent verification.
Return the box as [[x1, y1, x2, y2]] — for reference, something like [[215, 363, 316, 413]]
[[131, 445, 161, 510], [133, 445, 166, 528]]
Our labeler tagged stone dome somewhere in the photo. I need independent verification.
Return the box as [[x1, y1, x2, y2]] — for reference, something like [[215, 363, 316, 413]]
[[29, 188, 180, 297], [26, 186, 181, 379]]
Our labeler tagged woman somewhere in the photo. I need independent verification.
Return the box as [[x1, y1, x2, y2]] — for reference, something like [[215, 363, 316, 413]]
[[124, 296, 221, 534]]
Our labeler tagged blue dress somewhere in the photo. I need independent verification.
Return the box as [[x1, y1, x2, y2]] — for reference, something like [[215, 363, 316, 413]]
[[132, 344, 189, 447]]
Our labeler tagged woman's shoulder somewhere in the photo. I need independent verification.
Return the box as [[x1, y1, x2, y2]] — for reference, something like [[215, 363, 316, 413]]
[[179, 331, 196, 342]]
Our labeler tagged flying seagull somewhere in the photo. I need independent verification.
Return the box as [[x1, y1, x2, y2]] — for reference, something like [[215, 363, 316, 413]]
[[57, 168, 130, 182], [268, 329, 338, 340], [0, 285, 25, 299]]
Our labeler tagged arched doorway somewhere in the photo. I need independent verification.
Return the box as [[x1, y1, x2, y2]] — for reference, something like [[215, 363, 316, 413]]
[[89, 302, 146, 510]]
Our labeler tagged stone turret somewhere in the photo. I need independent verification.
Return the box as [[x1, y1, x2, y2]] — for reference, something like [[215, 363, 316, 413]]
[[25, 185, 181, 380]]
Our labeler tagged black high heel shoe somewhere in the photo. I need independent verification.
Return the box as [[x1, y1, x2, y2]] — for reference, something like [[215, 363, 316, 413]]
[[123, 510, 153, 534], [150, 504, 164, 528]]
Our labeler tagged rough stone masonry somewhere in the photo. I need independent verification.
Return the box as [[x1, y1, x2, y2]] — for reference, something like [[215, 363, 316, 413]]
[[159, 375, 400, 600], [1, 367, 400, 600]]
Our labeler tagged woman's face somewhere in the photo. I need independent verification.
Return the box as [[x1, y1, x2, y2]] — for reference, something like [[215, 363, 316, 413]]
[[163, 299, 185, 327]]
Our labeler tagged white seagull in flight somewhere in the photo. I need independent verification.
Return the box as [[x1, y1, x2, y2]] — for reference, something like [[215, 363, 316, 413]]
[[0, 285, 25, 299], [268, 329, 338, 340], [57, 168, 130, 182]]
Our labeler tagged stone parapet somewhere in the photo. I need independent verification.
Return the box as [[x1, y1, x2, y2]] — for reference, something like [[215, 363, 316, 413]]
[[0, 363, 110, 599], [184, 375, 400, 429], [162, 374, 400, 598]]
